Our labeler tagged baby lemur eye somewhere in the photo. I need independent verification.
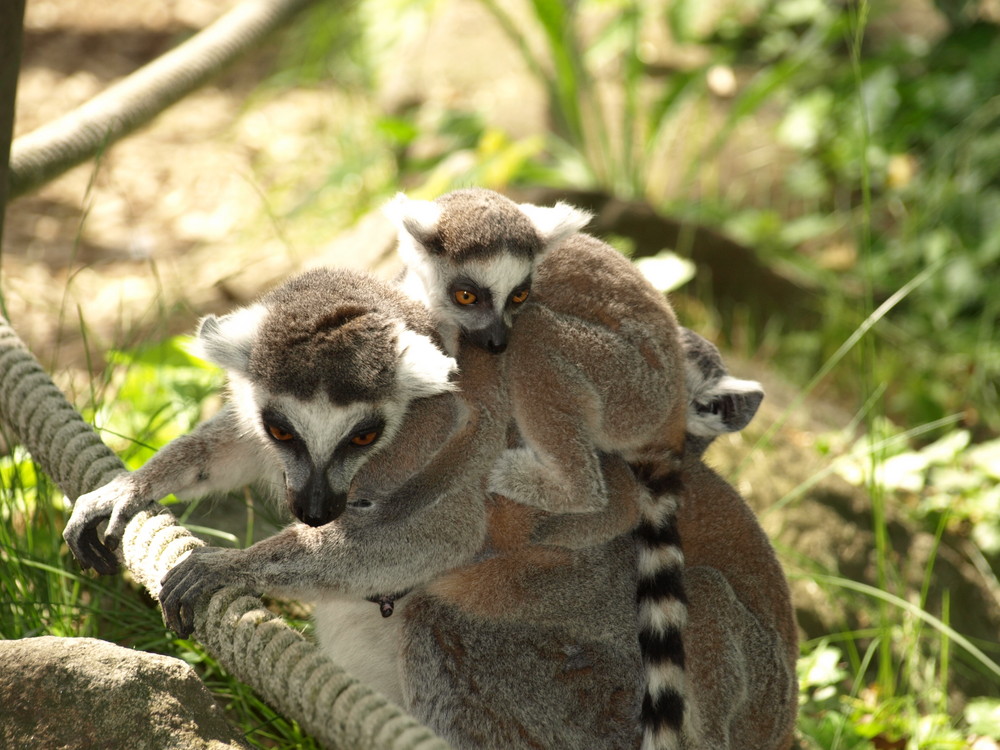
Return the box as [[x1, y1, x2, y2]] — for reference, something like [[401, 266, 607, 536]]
[[350, 430, 379, 447], [454, 290, 477, 305], [266, 423, 295, 442], [511, 289, 529, 304]]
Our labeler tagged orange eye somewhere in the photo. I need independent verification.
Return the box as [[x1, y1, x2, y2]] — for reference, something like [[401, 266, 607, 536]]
[[511, 289, 529, 304], [351, 431, 379, 447], [267, 424, 295, 442], [454, 290, 477, 305]]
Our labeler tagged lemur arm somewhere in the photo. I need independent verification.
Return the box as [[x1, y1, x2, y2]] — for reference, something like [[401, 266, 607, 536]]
[[159, 449, 490, 637], [64, 404, 276, 573]]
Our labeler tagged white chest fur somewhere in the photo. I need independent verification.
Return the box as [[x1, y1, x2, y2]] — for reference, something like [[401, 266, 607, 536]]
[[310, 595, 406, 706]]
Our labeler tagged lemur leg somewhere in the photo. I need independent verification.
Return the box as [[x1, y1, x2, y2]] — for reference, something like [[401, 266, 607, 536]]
[[530, 454, 644, 548], [489, 371, 608, 513]]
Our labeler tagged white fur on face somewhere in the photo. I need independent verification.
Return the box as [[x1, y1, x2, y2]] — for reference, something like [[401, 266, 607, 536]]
[[395, 327, 458, 400], [460, 253, 535, 319], [686, 375, 764, 438], [237, 387, 401, 496], [395, 231, 451, 311]]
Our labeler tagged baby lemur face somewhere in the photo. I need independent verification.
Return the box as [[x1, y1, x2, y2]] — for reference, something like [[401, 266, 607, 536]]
[[388, 188, 591, 355], [198, 268, 457, 527]]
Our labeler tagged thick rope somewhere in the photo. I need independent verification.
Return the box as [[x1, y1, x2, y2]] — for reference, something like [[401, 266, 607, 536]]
[[8, 0, 318, 199], [0, 313, 450, 750]]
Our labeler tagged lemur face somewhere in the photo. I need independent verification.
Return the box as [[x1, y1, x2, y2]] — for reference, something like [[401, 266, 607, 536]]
[[438, 253, 534, 354], [197, 268, 457, 526], [387, 188, 592, 356], [239, 384, 410, 526]]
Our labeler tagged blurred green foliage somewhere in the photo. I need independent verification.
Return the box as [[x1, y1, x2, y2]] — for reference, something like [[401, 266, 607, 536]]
[[88, 336, 222, 469]]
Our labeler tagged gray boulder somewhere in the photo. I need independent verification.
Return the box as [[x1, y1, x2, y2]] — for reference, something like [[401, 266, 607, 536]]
[[0, 636, 249, 749]]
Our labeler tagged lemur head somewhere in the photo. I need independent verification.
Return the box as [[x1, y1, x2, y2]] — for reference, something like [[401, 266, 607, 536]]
[[387, 188, 592, 355], [196, 268, 457, 527], [680, 327, 765, 456]]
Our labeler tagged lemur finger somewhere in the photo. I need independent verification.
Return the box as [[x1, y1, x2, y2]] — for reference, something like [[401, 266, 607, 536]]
[[62, 512, 96, 562], [104, 502, 141, 552], [83, 530, 120, 576], [65, 518, 119, 575], [158, 570, 187, 628], [160, 582, 194, 637], [103, 513, 128, 553], [172, 599, 195, 639], [161, 595, 190, 638], [159, 555, 212, 637]]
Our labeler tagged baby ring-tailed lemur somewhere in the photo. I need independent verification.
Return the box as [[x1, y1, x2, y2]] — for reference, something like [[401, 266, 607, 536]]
[[386, 187, 725, 750], [63, 267, 458, 575]]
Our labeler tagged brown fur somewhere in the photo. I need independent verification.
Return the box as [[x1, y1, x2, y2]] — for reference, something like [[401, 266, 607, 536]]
[[402, 445, 798, 750], [496, 232, 687, 513], [676, 455, 798, 749]]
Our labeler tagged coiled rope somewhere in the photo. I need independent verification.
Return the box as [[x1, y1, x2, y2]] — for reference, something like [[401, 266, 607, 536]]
[[0, 313, 450, 750], [8, 0, 317, 199]]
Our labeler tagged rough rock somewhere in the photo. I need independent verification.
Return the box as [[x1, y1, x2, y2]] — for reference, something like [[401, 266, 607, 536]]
[[0, 636, 249, 750]]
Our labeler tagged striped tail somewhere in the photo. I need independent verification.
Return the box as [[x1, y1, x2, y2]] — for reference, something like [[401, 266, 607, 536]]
[[633, 464, 687, 750]]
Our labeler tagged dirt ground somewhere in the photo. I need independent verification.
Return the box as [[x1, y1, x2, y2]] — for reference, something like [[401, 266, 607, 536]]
[[5, 0, 396, 378], [3, 0, 775, 378]]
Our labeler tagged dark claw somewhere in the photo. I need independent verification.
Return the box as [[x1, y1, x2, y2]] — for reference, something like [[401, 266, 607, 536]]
[[69, 522, 119, 576]]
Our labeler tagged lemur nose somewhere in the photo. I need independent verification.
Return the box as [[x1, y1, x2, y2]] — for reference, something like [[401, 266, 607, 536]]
[[488, 340, 507, 354], [300, 511, 331, 527]]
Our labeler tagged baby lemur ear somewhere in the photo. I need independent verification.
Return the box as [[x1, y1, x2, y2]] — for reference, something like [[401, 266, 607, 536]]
[[384, 193, 444, 256], [194, 304, 267, 375], [517, 200, 592, 254], [690, 375, 764, 435], [681, 327, 764, 446], [394, 327, 459, 399]]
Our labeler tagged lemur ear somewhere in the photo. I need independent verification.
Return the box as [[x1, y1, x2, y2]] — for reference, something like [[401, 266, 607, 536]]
[[680, 327, 764, 440], [688, 376, 765, 439], [195, 305, 267, 374], [395, 328, 459, 399], [518, 201, 592, 255], [384, 193, 443, 256]]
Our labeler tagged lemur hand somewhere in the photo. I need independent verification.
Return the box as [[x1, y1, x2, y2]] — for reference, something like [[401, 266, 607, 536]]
[[159, 547, 252, 638], [63, 473, 152, 575]]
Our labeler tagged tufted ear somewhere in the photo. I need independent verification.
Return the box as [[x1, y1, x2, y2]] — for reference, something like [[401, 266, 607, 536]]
[[395, 328, 459, 400], [194, 304, 267, 374], [384, 193, 444, 257], [518, 200, 592, 256], [688, 376, 764, 438], [680, 327, 764, 452]]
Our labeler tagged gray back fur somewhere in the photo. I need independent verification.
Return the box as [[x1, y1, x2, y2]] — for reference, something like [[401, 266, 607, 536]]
[[249, 268, 438, 405]]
